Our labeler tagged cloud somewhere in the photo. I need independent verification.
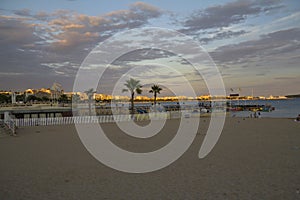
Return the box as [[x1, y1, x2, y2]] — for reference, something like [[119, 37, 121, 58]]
[[208, 27, 300, 94], [199, 30, 248, 44], [181, 0, 283, 33], [177, 0, 284, 44], [0, 16, 41, 47], [130, 1, 162, 18], [13, 8, 50, 21], [50, 31, 100, 52], [13, 9, 31, 17], [0, 1, 163, 86], [5, 2, 163, 53], [45, 2, 163, 50], [274, 76, 299, 80], [211, 28, 300, 64], [112, 48, 174, 65]]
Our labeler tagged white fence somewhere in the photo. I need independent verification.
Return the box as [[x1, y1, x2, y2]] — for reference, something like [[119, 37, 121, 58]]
[[14, 112, 175, 127], [3, 112, 16, 134]]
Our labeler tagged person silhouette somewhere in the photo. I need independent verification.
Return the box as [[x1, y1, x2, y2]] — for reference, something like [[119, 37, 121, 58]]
[[296, 114, 300, 122]]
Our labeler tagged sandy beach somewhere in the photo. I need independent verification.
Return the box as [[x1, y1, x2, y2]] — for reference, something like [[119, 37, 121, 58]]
[[0, 117, 300, 200]]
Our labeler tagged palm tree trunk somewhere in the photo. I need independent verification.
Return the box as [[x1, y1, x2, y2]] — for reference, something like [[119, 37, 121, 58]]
[[153, 92, 157, 113], [131, 92, 134, 116]]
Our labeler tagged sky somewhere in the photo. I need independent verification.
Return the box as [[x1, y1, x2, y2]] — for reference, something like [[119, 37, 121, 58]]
[[0, 0, 300, 96]]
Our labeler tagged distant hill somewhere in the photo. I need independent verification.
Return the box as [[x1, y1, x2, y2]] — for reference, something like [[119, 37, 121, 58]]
[[285, 94, 300, 98]]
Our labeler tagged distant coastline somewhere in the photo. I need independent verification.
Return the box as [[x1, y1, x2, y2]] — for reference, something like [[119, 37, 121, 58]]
[[285, 94, 300, 98]]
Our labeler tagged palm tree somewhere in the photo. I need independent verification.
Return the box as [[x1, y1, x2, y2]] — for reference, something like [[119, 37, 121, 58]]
[[149, 84, 162, 105], [58, 94, 69, 103], [84, 88, 96, 116], [122, 78, 142, 115]]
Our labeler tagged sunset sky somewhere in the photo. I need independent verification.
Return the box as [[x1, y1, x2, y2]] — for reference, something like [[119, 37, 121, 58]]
[[0, 0, 299, 96]]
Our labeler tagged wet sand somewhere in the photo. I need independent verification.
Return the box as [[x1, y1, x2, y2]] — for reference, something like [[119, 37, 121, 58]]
[[0, 118, 300, 200]]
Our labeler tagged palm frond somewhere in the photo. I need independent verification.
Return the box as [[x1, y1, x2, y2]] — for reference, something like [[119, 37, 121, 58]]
[[136, 88, 142, 94]]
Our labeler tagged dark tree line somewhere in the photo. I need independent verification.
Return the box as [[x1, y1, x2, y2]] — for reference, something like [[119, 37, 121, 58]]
[[0, 93, 71, 104]]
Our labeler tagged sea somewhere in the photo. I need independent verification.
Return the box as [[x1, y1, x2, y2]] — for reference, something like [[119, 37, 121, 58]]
[[228, 98, 300, 118], [110, 98, 300, 118]]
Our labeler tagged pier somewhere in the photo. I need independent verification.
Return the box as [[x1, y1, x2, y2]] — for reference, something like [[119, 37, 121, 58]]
[[0, 105, 73, 119]]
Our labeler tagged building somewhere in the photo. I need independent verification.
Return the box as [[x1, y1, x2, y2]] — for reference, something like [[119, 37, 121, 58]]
[[50, 82, 63, 100]]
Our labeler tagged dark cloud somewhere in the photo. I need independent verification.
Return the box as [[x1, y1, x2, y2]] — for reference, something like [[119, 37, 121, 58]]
[[13, 9, 31, 17], [181, 0, 283, 33], [13, 8, 50, 21], [0, 16, 41, 47], [274, 76, 299, 80], [112, 48, 173, 64], [199, 30, 247, 44], [177, 0, 284, 45], [211, 28, 300, 64]]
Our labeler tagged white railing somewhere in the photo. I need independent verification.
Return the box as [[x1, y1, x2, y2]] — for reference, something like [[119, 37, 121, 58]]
[[13, 112, 177, 127], [11, 110, 224, 127], [3, 112, 16, 134]]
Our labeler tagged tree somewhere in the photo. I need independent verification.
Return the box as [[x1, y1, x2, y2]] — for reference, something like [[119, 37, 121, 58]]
[[149, 84, 162, 106], [84, 88, 96, 116], [26, 95, 41, 102], [42, 96, 50, 102], [0, 94, 10, 104], [16, 94, 25, 102], [58, 94, 69, 103], [122, 78, 142, 115]]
